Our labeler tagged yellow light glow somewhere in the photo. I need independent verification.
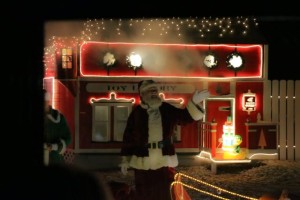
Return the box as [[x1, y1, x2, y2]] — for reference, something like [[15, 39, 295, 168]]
[[197, 151, 251, 164], [171, 172, 258, 200]]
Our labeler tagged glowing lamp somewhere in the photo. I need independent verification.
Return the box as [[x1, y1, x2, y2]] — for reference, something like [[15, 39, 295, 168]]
[[126, 52, 142, 74], [102, 52, 116, 75], [103, 52, 116, 67], [226, 51, 244, 70], [203, 51, 218, 69], [242, 89, 256, 115]]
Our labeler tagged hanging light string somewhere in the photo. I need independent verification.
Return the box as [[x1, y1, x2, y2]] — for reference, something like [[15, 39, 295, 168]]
[[81, 16, 259, 41], [170, 172, 258, 200], [44, 16, 260, 69], [44, 36, 80, 70]]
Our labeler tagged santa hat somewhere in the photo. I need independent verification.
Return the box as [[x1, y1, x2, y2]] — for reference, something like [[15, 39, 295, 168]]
[[138, 80, 158, 95]]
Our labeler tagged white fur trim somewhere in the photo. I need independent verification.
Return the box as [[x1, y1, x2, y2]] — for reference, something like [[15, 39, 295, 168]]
[[121, 156, 129, 163], [186, 100, 204, 121], [129, 151, 178, 170], [47, 112, 61, 123], [140, 102, 149, 109], [51, 143, 58, 151], [58, 139, 67, 154]]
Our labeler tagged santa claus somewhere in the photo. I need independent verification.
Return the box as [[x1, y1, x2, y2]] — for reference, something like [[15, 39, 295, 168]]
[[120, 80, 209, 200]]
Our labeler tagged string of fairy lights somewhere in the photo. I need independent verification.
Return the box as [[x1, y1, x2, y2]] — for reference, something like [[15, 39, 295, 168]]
[[44, 36, 79, 74], [44, 16, 260, 72], [171, 173, 258, 200], [81, 16, 259, 41]]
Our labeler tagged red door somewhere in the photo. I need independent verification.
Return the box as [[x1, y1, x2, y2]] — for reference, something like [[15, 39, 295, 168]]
[[206, 99, 233, 148]]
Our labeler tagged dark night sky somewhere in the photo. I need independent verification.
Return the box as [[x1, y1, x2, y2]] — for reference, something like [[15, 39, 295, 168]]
[[7, 1, 300, 79], [258, 16, 300, 80], [13, 1, 299, 80]]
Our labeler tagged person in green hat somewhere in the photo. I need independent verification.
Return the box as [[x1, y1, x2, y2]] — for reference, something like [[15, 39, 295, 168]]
[[43, 90, 72, 166]]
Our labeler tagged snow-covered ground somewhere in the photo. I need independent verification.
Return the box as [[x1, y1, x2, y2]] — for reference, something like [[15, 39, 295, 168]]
[[98, 159, 300, 199]]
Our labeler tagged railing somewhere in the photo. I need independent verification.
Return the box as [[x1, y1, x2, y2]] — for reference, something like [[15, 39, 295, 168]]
[[199, 122, 216, 157]]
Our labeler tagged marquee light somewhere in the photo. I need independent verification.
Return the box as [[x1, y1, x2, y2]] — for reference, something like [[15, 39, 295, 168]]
[[203, 51, 218, 69], [79, 42, 263, 79], [103, 52, 116, 67], [102, 51, 117, 75], [126, 52, 142, 74], [226, 51, 244, 70]]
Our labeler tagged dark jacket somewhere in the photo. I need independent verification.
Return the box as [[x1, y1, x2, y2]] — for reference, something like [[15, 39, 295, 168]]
[[121, 102, 197, 157], [44, 107, 72, 164]]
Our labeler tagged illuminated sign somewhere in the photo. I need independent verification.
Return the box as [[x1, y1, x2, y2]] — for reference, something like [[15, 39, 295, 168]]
[[242, 90, 256, 114], [79, 42, 263, 78]]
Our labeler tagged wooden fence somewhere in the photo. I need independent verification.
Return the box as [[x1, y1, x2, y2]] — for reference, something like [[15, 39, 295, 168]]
[[264, 80, 300, 160]]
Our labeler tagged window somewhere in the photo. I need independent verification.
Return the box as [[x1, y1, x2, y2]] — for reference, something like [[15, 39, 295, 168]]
[[113, 105, 131, 141], [93, 105, 110, 142], [62, 48, 73, 69], [92, 103, 132, 142]]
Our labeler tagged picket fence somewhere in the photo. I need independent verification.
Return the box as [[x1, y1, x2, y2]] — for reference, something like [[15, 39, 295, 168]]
[[264, 80, 300, 160]]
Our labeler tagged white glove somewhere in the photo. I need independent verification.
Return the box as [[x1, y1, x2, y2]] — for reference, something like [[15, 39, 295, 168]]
[[51, 143, 58, 151], [192, 89, 210, 104], [119, 156, 130, 175], [43, 143, 58, 151]]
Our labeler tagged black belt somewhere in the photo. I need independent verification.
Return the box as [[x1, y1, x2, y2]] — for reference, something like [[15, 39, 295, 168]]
[[146, 140, 171, 149]]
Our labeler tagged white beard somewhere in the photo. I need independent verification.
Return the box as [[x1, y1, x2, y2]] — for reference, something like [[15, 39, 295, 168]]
[[143, 95, 162, 109]]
